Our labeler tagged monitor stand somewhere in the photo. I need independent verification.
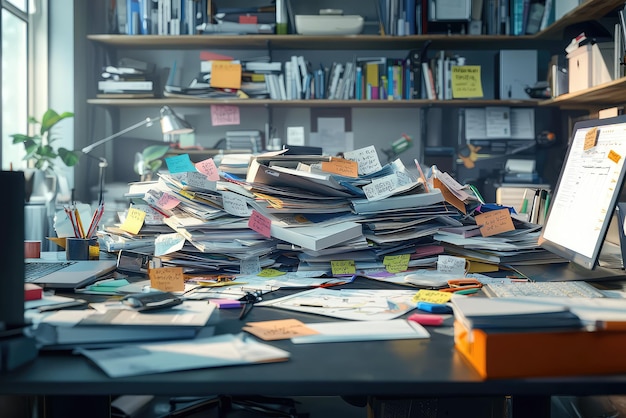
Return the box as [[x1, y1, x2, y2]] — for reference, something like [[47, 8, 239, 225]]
[[514, 202, 626, 283]]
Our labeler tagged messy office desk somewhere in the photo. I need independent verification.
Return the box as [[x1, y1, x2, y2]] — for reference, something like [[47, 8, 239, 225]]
[[3, 278, 626, 418]]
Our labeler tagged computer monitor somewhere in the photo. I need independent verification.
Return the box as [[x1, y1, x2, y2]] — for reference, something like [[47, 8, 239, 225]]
[[535, 115, 626, 280], [0, 170, 25, 329]]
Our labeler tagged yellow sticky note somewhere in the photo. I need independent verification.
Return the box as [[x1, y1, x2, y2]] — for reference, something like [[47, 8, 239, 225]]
[[148, 266, 185, 292], [120, 207, 146, 235], [411, 289, 452, 304], [331, 260, 356, 275], [383, 254, 410, 273], [257, 268, 286, 277], [451, 65, 484, 98], [210, 61, 242, 89]]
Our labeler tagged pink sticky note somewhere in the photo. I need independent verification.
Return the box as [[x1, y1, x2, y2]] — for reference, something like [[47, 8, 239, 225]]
[[195, 158, 220, 181], [248, 210, 271, 238], [157, 193, 181, 210], [211, 105, 240, 126]]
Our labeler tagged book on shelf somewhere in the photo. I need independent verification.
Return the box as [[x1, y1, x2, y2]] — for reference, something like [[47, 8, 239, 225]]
[[98, 80, 154, 92]]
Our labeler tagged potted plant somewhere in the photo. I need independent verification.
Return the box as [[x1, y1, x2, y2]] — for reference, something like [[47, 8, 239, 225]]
[[10, 109, 80, 201], [134, 144, 170, 181]]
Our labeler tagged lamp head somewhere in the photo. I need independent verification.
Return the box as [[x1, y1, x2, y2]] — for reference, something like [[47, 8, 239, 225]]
[[160, 105, 194, 135]]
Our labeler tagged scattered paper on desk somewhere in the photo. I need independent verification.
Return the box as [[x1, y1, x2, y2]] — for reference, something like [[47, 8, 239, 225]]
[[77, 333, 290, 378], [291, 319, 430, 344], [255, 288, 418, 321], [243, 319, 319, 341]]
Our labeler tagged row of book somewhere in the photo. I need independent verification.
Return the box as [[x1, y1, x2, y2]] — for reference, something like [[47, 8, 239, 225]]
[[158, 50, 474, 102], [112, 0, 276, 36], [108, 0, 564, 37]]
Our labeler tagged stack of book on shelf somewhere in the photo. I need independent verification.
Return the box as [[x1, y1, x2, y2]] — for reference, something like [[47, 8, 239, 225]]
[[97, 58, 157, 98], [451, 295, 626, 378]]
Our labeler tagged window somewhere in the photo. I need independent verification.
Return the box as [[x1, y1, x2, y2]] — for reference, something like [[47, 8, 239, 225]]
[[1, 0, 45, 170]]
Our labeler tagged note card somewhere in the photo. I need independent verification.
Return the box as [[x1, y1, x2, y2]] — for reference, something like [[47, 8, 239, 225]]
[[451, 65, 484, 98], [475, 208, 515, 237], [195, 158, 220, 181], [320, 157, 358, 178], [584, 127, 599, 150], [157, 193, 180, 210], [383, 254, 410, 273], [222, 191, 253, 217], [209, 61, 242, 89], [331, 260, 356, 275], [437, 255, 466, 274], [148, 266, 185, 292], [243, 319, 319, 341], [248, 210, 272, 238], [120, 207, 146, 234], [211, 104, 240, 126], [363, 174, 399, 201], [343, 145, 383, 175], [412, 289, 452, 304], [165, 154, 197, 174]]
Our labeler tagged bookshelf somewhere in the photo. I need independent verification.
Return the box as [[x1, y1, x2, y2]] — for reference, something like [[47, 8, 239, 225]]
[[75, 0, 626, 202]]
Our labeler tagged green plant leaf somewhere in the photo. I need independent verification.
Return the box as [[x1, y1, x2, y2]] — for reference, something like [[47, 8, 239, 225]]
[[58, 148, 80, 167], [146, 159, 163, 173], [40, 109, 74, 134], [142, 145, 170, 163]]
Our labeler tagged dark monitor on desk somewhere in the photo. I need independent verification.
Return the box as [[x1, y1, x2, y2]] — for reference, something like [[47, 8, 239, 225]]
[[0, 171, 25, 329], [535, 115, 626, 280]]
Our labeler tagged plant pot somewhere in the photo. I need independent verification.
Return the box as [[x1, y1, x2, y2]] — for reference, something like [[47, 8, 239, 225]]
[[23, 169, 57, 204]]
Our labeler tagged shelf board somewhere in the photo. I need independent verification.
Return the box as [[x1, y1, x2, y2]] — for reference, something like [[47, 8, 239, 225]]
[[540, 78, 626, 109], [87, 34, 560, 51], [537, 0, 625, 39], [87, 98, 540, 108]]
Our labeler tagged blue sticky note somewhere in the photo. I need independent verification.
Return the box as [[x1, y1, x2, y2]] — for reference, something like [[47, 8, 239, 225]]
[[165, 154, 197, 174]]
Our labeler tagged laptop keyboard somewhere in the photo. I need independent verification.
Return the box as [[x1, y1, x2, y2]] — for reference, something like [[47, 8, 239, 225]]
[[25, 262, 75, 282]]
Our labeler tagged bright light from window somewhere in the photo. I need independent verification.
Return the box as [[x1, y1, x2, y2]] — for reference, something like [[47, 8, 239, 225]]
[[7, 0, 26, 13], [1, 8, 28, 170]]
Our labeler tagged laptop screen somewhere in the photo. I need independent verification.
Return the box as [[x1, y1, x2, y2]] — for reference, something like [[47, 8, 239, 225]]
[[538, 115, 626, 270]]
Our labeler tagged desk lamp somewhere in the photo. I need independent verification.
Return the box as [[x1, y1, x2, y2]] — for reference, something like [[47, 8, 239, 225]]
[[81, 106, 194, 203]]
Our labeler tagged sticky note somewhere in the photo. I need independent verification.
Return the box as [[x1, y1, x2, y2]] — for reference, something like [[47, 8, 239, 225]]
[[211, 104, 240, 126], [320, 157, 358, 178], [331, 260, 356, 275], [248, 210, 272, 238], [165, 154, 197, 173], [451, 65, 484, 98], [195, 158, 220, 181], [210, 61, 242, 89], [120, 207, 146, 235], [148, 266, 185, 292], [475, 208, 515, 237]]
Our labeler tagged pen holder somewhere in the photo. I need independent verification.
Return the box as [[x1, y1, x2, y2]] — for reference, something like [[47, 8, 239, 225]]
[[66, 237, 100, 261]]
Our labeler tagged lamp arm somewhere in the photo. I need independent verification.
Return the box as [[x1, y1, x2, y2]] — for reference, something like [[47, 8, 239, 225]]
[[81, 116, 159, 155]]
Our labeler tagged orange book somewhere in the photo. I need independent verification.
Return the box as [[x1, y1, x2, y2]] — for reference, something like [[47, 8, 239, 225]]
[[454, 321, 626, 379]]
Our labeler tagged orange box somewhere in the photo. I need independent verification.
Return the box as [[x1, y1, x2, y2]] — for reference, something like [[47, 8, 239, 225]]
[[454, 321, 626, 379]]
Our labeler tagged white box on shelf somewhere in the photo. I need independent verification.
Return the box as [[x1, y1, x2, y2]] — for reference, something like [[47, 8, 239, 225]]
[[498, 50, 537, 100], [567, 43, 614, 93]]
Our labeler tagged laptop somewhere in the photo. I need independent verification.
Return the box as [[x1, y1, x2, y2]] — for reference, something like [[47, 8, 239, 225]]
[[25, 256, 117, 289]]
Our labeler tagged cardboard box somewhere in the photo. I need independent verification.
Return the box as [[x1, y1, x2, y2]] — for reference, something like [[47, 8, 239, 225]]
[[454, 321, 626, 379], [567, 43, 614, 93]]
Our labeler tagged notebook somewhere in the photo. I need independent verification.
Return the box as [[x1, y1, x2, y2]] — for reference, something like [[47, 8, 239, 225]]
[[25, 258, 117, 289]]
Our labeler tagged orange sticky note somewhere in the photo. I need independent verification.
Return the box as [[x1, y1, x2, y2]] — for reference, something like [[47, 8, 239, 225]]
[[242, 319, 319, 341], [608, 150, 621, 164], [584, 127, 599, 150], [248, 210, 272, 238], [210, 61, 242, 89], [475, 208, 515, 237], [120, 207, 146, 235], [320, 157, 358, 178], [148, 266, 185, 292]]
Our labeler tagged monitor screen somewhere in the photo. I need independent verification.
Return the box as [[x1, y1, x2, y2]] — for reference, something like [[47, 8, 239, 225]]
[[539, 115, 626, 270]]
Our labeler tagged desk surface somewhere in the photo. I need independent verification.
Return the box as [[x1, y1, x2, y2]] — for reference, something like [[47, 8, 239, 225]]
[[2, 279, 626, 398]]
